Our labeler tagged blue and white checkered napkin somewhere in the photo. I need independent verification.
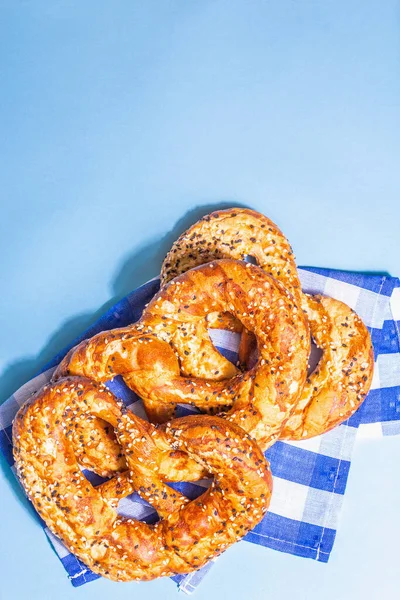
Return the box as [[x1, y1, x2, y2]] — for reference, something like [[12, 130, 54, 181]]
[[1, 267, 399, 593]]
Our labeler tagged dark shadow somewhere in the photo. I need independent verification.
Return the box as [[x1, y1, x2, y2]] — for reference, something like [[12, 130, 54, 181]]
[[0, 300, 124, 504], [0, 298, 119, 405], [112, 200, 249, 298], [0, 200, 249, 501], [1, 199, 249, 406]]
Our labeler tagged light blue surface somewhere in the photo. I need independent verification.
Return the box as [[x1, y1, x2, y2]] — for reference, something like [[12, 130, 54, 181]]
[[1, 2, 399, 599]]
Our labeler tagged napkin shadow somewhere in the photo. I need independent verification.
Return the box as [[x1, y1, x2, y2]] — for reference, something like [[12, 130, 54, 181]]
[[0, 199, 248, 408], [0, 301, 121, 505], [0, 299, 120, 406]]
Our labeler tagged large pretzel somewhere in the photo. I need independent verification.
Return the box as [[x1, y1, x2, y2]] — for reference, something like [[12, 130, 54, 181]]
[[161, 208, 374, 439], [13, 377, 272, 582], [55, 259, 310, 449], [11, 207, 375, 586], [52, 210, 373, 480]]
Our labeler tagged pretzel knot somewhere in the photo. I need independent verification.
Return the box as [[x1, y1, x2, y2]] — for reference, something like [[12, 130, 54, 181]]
[[161, 208, 375, 439], [55, 259, 310, 449], [13, 377, 272, 582]]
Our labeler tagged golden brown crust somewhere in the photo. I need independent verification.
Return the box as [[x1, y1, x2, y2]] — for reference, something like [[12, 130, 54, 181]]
[[54, 259, 310, 449], [160, 208, 374, 441], [161, 207, 302, 305], [280, 294, 374, 439], [13, 377, 272, 582], [12, 206, 376, 584], [236, 294, 374, 440]]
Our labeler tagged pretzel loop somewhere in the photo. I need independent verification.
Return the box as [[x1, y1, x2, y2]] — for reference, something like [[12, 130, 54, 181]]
[[160, 208, 374, 439]]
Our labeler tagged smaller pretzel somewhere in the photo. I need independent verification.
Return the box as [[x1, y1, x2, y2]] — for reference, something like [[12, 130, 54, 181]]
[[161, 207, 302, 304], [234, 294, 374, 438], [13, 377, 272, 582], [280, 294, 374, 439]]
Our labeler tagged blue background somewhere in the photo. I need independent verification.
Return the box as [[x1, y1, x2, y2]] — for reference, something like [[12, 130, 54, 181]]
[[1, 2, 399, 599]]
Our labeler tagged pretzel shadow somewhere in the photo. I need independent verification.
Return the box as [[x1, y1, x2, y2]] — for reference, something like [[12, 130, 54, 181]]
[[0, 199, 248, 502], [0, 199, 248, 405], [112, 200, 249, 298]]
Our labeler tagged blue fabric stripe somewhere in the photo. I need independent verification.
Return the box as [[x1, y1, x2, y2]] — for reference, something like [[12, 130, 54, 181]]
[[105, 375, 141, 405], [61, 555, 100, 587], [70, 570, 100, 587], [0, 426, 14, 467], [266, 442, 350, 494], [359, 387, 400, 424], [215, 346, 238, 365], [301, 267, 391, 295], [245, 512, 336, 562], [347, 407, 363, 428], [168, 480, 208, 500], [369, 321, 400, 355]]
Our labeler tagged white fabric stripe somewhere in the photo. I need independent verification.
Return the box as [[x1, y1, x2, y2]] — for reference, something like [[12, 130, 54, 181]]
[[117, 497, 156, 519], [382, 420, 400, 436], [298, 270, 329, 295], [285, 435, 322, 454], [302, 486, 344, 530], [0, 398, 19, 430], [13, 367, 55, 407], [179, 576, 197, 594], [325, 280, 390, 328], [390, 287, 400, 321], [370, 364, 380, 390], [178, 564, 214, 595], [268, 477, 309, 522], [45, 528, 70, 559], [319, 424, 358, 461], [269, 477, 344, 529], [357, 422, 384, 440], [208, 329, 241, 353], [370, 353, 400, 390], [10, 464, 25, 489], [324, 279, 361, 311], [299, 269, 389, 328], [126, 400, 148, 421], [286, 424, 357, 462], [356, 292, 391, 329], [193, 478, 212, 488]]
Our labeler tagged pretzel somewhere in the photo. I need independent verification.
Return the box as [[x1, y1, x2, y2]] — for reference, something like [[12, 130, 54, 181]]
[[160, 208, 374, 438], [161, 207, 302, 304], [55, 259, 310, 449], [13, 377, 272, 582]]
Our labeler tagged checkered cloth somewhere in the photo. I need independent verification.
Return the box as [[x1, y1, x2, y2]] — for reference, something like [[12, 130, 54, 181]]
[[1, 267, 399, 593]]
